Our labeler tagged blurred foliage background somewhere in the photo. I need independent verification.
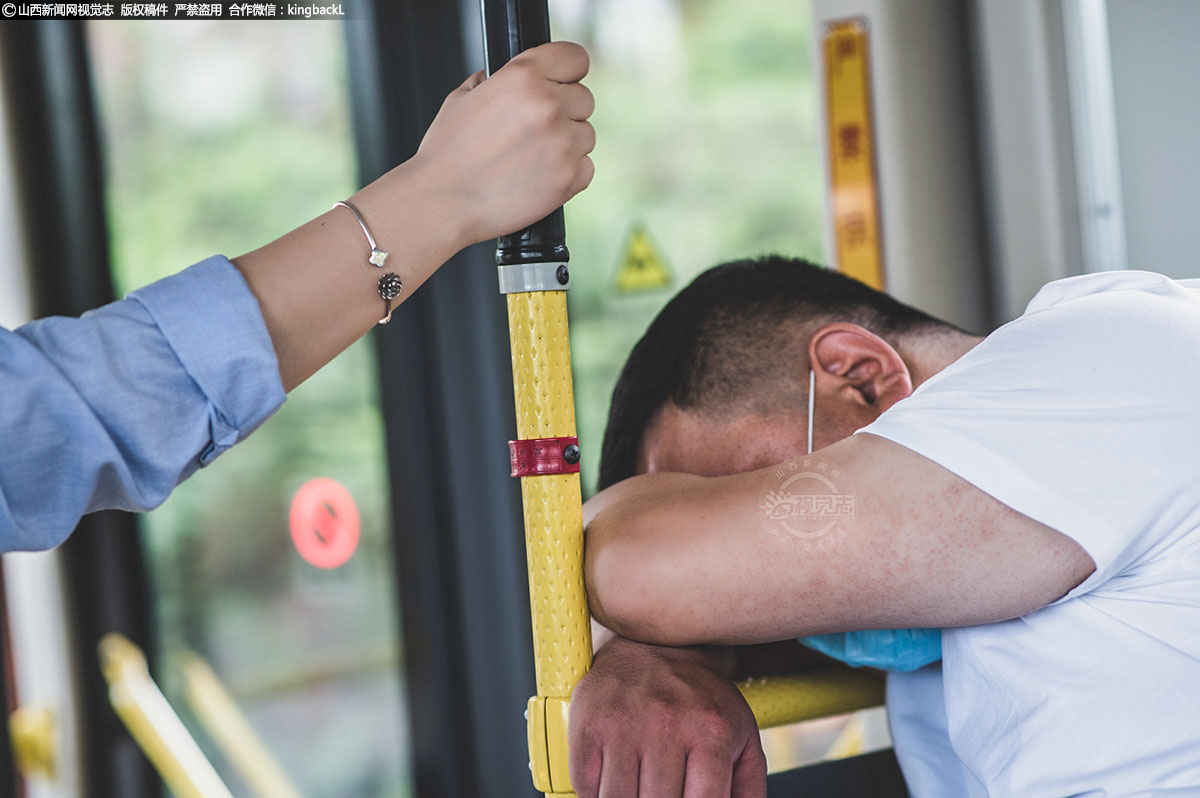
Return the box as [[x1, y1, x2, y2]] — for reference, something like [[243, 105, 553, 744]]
[[87, 0, 830, 794]]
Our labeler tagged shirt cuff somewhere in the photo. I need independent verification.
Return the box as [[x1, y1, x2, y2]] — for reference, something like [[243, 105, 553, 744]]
[[128, 255, 286, 465]]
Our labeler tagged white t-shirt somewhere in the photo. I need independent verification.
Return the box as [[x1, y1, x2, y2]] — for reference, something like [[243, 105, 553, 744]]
[[859, 271, 1200, 797]]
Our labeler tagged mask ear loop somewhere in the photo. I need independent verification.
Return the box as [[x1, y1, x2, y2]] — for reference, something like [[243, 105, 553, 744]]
[[807, 368, 815, 455]]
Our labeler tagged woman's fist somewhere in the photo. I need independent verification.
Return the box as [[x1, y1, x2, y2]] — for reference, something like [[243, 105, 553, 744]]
[[412, 41, 596, 246]]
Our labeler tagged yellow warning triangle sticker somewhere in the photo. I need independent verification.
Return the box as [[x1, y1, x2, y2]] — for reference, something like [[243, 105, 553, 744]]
[[614, 225, 672, 293]]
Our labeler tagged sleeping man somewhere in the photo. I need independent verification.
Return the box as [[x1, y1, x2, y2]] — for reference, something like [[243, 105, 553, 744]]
[[568, 256, 1200, 797]]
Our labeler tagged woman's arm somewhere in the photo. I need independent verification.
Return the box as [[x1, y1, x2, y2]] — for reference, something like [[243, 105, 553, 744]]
[[234, 41, 595, 390], [0, 43, 594, 551]]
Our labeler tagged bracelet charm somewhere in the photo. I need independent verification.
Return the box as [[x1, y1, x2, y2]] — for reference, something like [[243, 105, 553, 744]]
[[378, 273, 404, 325]]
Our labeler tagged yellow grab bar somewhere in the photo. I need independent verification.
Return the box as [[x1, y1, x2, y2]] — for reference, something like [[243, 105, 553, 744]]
[[738, 670, 885, 730], [97, 633, 234, 798], [179, 650, 301, 798]]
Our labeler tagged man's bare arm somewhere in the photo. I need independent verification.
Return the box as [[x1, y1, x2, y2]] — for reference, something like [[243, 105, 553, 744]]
[[584, 432, 1096, 647]]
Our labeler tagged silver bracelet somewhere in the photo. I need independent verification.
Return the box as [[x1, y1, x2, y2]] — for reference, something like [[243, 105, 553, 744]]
[[332, 199, 404, 324]]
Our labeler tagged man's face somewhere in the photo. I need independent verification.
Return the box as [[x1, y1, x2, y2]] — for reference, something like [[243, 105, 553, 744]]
[[637, 397, 880, 478]]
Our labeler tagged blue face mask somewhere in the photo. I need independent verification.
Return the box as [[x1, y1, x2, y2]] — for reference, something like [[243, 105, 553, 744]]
[[799, 628, 942, 671], [800, 372, 943, 672]]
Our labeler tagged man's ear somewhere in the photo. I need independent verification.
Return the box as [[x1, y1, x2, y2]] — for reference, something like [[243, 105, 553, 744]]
[[809, 323, 913, 411]]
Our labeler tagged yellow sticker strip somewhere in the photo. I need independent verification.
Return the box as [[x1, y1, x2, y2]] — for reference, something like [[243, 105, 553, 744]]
[[824, 19, 885, 290]]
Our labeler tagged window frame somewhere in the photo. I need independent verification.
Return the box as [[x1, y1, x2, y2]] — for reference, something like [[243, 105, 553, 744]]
[[344, 2, 540, 794]]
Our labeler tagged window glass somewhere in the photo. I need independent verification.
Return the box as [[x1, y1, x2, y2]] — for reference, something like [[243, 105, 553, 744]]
[[549, 0, 890, 771], [89, 21, 412, 797]]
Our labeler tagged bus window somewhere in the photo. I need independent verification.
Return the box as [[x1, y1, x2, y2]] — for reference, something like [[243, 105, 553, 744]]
[[549, 0, 890, 773], [87, 21, 413, 798]]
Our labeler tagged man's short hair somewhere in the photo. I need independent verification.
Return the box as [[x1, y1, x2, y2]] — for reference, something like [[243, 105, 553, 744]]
[[597, 255, 956, 489]]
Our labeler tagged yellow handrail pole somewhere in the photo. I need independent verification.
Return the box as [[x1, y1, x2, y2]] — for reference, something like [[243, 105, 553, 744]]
[[97, 634, 234, 798], [482, 3, 592, 795], [507, 290, 592, 796], [178, 650, 302, 798]]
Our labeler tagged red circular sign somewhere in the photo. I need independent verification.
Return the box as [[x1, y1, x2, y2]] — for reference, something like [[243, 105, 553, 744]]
[[288, 478, 360, 569]]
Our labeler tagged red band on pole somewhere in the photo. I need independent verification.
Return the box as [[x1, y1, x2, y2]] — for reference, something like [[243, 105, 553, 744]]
[[509, 437, 581, 477]]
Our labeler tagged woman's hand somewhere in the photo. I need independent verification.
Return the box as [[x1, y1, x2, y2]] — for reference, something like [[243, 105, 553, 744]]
[[406, 40, 596, 247]]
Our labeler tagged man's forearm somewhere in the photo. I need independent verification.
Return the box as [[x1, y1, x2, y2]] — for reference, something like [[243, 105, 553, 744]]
[[585, 434, 1096, 649]]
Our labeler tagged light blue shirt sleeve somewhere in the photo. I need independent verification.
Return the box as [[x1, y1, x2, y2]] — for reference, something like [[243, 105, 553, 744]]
[[0, 255, 286, 552]]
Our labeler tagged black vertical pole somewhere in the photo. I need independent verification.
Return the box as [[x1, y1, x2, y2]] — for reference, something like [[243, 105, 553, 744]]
[[345, 2, 539, 796], [481, 0, 569, 267]]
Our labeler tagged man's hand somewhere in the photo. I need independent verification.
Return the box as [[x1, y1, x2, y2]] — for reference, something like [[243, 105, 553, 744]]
[[569, 636, 767, 798], [410, 40, 596, 246]]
